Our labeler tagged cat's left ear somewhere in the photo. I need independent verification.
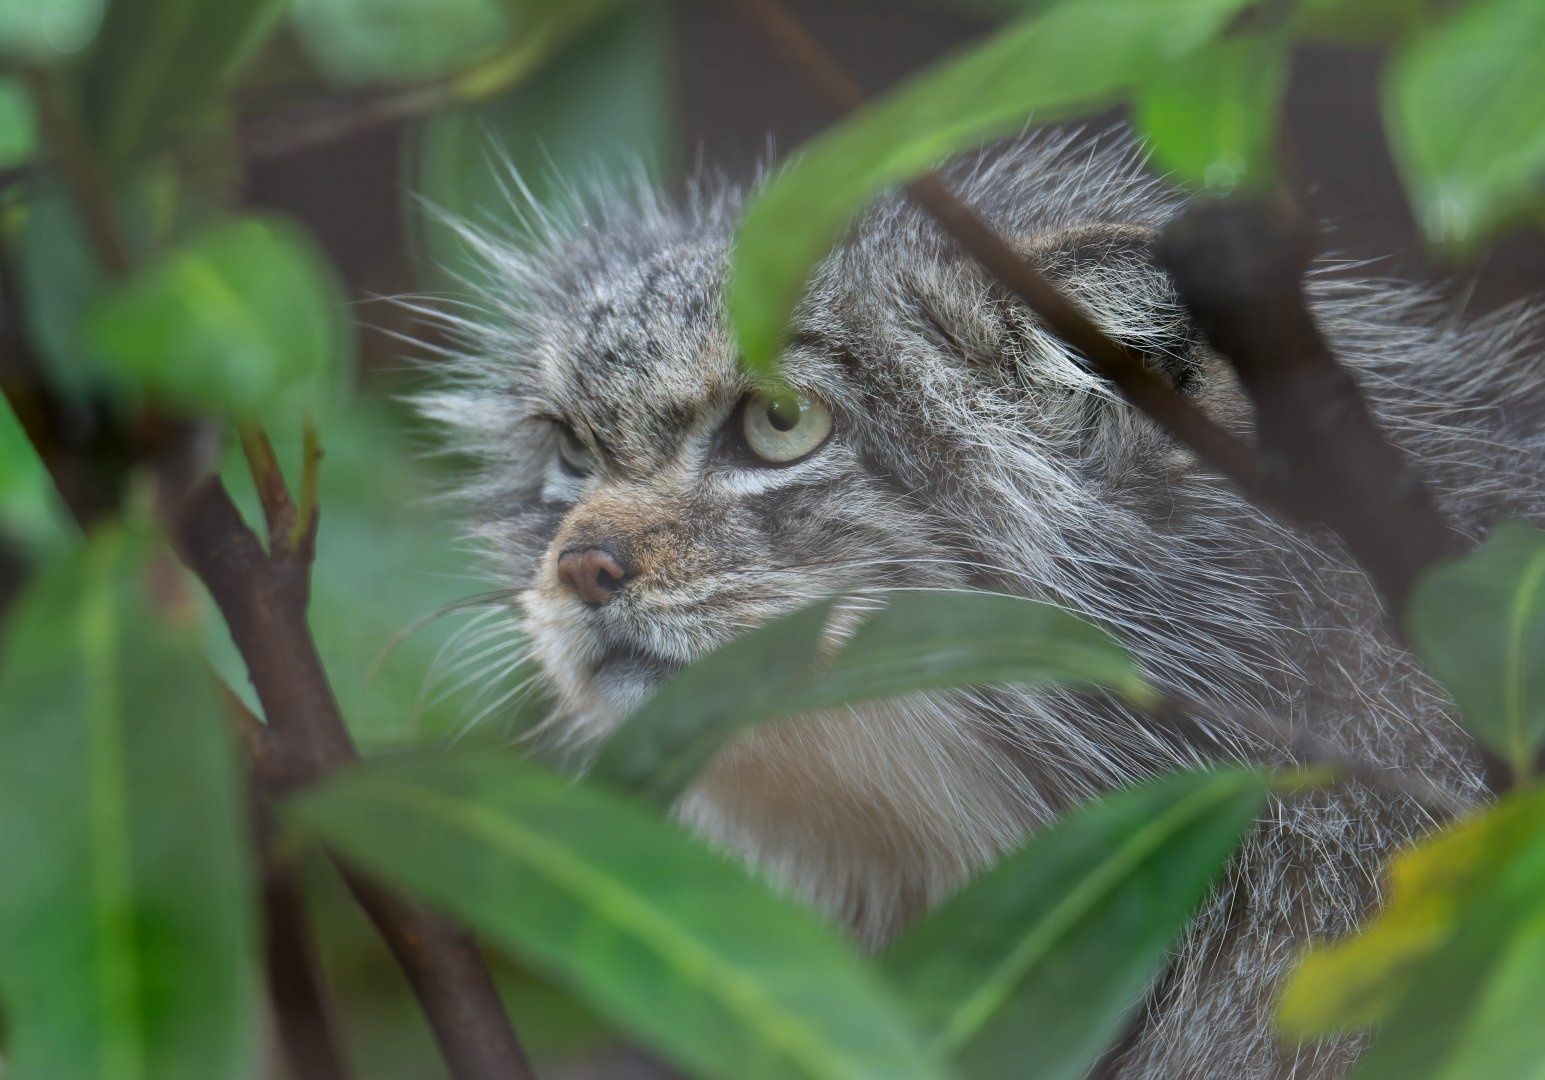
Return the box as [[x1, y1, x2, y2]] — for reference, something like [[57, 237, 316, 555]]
[[1022, 223, 1204, 393]]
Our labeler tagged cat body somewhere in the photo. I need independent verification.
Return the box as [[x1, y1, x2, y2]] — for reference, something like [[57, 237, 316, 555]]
[[421, 135, 1545, 1077]]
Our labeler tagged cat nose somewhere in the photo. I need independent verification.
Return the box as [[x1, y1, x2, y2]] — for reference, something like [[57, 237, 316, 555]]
[[556, 546, 631, 606]]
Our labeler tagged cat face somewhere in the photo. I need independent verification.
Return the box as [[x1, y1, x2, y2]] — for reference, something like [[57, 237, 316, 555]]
[[498, 235, 967, 742]]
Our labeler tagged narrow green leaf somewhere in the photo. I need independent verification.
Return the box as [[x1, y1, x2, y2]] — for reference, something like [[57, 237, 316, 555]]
[[286, 755, 947, 1080], [0, 0, 105, 60], [291, 0, 518, 86], [409, 0, 671, 288], [1344, 790, 1545, 1079], [0, 526, 256, 1079], [1278, 784, 1545, 1039], [730, 0, 1256, 370], [594, 590, 1150, 806], [81, 0, 289, 163], [82, 214, 353, 421], [1405, 521, 1545, 780], [1384, 0, 1545, 249], [884, 767, 1267, 1080], [1133, 32, 1290, 192]]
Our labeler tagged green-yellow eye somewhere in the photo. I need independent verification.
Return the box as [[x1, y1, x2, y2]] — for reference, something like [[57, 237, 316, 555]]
[[741, 391, 832, 464]]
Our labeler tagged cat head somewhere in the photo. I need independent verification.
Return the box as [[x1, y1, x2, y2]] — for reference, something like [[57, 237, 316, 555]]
[[418, 133, 1272, 750]]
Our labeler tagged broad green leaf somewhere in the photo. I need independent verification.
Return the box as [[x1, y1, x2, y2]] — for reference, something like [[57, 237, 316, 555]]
[[595, 590, 1151, 806], [81, 0, 289, 163], [0, 526, 256, 1079], [1384, 0, 1545, 248], [293, 0, 519, 86], [1278, 784, 1545, 1038], [1341, 792, 1545, 1078], [1133, 32, 1290, 192], [286, 754, 948, 1080], [730, 0, 1257, 370], [83, 214, 353, 421], [408, 0, 671, 288], [0, 77, 35, 168], [0, 0, 105, 60], [1406, 521, 1545, 780], [885, 767, 1267, 1079]]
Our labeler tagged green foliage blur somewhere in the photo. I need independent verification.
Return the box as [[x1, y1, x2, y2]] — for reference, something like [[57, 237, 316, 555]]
[[0, 1, 1542, 1079]]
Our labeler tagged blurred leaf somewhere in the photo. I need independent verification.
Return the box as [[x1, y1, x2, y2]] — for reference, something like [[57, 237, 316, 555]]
[[1406, 521, 1545, 780], [0, 396, 72, 553], [0, 0, 105, 60], [82, 0, 289, 164], [0, 77, 35, 168], [731, 0, 1256, 370], [1279, 784, 1545, 1039], [15, 169, 181, 397], [1341, 792, 1545, 1078], [1384, 0, 1545, 248], [82, 214, 353, 421], [1292, 0, 1428, 43], [286, 754, 947, 1080], [886, 767, 1266, 1079], [596, 590, 1151, 806], [1133, 32, 1290, 192], [0, 526, 256, 1079], [292, 0, 519, 86], [409, 0, 671, 288]]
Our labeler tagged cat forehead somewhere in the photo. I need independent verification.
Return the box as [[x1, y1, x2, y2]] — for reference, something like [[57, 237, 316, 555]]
[[529, 233, 849, 458]]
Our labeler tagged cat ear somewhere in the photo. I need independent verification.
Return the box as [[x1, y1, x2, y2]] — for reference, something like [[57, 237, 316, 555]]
[[1021, 223, 1203, 392]]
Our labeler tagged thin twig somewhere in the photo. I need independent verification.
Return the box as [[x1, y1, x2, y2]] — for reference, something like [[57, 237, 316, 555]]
[[240, 425, 299, 553], [293, 421, 322, 553]]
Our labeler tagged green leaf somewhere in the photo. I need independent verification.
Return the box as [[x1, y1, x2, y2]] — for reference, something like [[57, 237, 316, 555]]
[[1278, 784, 1545, 1039], [594, 590, 1152, 806], [1384, 0, 1545, 248], [0, 395, 72, 553], [1133, 32, 1290, 193], [730, 0, 1256, 370], [885, 767, 1267, 1079], [0, 76, 36, 168], [1405, 521, 1545, 781], [81, 0, 289, 164], [286, 754, 947, 1080], [0, 0, 105, 60], [82, 214, 353, 421], [1333, 788, 1545, 1078], [291, 0, 519, 86], [408, 0, 672, 288], [0, 526, 256, 1079]]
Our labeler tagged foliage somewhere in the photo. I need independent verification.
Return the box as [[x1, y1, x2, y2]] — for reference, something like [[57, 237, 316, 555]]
[[0, 1, 1542, 1079]]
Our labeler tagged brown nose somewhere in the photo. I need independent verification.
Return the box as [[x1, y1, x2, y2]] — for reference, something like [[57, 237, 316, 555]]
[[556, 547, 630, 606]]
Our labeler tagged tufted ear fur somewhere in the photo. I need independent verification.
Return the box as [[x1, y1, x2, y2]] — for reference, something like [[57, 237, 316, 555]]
[[1021, 222, 1205, 392]]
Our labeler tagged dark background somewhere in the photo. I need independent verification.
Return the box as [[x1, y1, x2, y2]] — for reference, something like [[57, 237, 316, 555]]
[[249, 0, 1545, 367]]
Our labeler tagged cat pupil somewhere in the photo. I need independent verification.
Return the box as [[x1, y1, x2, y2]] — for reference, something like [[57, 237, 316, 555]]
[[766, 397, 800, 432]]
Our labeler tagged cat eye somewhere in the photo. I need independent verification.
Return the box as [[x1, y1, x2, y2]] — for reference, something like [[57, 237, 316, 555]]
[[555, 424, 597, 477], [741, 390, 832, 464]]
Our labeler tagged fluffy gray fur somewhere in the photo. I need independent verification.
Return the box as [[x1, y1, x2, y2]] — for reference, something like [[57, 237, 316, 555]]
[[416, 132, 1545, 1077]]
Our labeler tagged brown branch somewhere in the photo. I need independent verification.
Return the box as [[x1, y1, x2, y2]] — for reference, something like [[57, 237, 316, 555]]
[[260, 839, 357, 1080], [172, 478, 536, 1080], [1152, 198, 1463, 622]]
